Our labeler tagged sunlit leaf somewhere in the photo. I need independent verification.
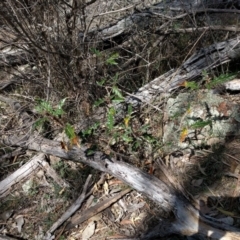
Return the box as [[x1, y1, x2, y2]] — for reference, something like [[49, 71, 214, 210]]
[[184, 81, 199, 90], [58, 98, 67, 109], [106, 53, 119, 65], [180, 128, 188, 142], [124, 116, 130, 128]]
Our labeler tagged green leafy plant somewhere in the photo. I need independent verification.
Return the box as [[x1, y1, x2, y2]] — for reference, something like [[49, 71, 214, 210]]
[[190, 120, 212, 129], [80, 122, 100, 139], [35, 98, 66, 117], [34, 98, 79, 145], [64, 123, 75, 140], [205, 73, 237, 89], [107, 107, 116, 131], [106, 53, 119, 65], [90, 47, 102, 57], [184, 81, 200, 90], [34, 98, 66, 131]]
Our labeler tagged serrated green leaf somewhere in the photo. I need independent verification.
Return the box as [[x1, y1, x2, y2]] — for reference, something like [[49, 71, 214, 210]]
[[185, 81, 199, 90], [190, 120, 212, 129], [42, 101, 52, 112], [94, 98, 105, 107], [206, 73, 237, 89], [53, 108, 64, 116], [65, 123, 75, 140], [122, 134, 133, 143], [90, 48, 101, 56], [107, 107, 115, 131], [112, 86, 123, 98], [106, 53, 119, 65]]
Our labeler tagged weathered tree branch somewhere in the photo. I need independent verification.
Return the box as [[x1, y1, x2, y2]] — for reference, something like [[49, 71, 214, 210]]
[[87, 0, 240, 40], [76, 35, 240, 131], [3, 134, 240, 239]]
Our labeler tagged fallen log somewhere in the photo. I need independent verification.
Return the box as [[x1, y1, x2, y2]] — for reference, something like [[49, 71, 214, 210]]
[[76, 35, 240, 132], [87, 0, 240, 41], [3, 134, 240, 239], [126, 36, 240, 106]]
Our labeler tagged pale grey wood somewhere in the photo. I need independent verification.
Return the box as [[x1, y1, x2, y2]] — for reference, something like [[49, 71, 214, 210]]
[[0, 154, 45, 198], [88, 0, 240, 40], [3, 134, 240, 238]]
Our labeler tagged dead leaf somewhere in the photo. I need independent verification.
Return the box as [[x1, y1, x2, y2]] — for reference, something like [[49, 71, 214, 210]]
[[15, 215, 24, 233], [71, 135, 81, 148], [217, 101, 229, 116], [144, 159, 152, 165], [180, 128, 188, 142], [148, 165, 155, 175], [108, 179, 124, 185], [59, 187, 65, 195], [103, 181, 109, 195], [120, 219, 132, 225], [179, 81, 187, 87], [60, 141, 68, 152], [81, 101, 90, 116], [82, 221, 95, 240], [127, 202, 145, 213]]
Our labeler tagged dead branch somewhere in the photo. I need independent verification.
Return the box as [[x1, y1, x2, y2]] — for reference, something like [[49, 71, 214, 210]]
[[3, 134, 240, 239], [45, 175, 92, 236], [76, 35, 240, 131], [0, 153, 69, 198], [88, 0, 240, 40], [66, 188, 132, 230], [0, 154, 45, 198]]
